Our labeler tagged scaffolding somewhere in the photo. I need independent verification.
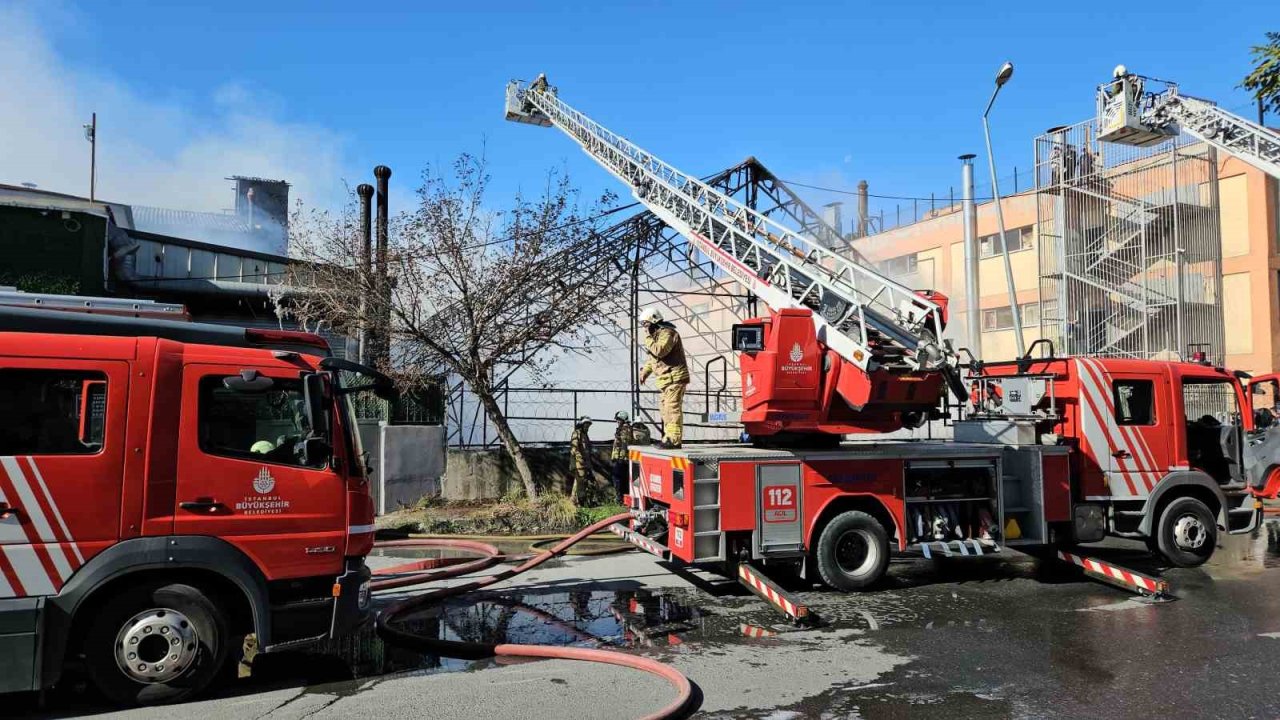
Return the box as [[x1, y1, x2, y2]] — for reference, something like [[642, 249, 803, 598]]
[[1035, 120, 1225, 361], [444, 158, 851, 446]]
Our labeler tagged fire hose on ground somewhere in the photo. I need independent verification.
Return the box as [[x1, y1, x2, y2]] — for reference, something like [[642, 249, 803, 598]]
[[370, 513, 695, 720]]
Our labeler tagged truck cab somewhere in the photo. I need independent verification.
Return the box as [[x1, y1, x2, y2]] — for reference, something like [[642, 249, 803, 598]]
[[973, 354, 1278, 567], [0, 308, 386, 705]]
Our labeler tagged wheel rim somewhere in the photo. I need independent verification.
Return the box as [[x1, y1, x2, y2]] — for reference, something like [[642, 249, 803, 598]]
[[1171, 513, 1209, 551], [834, 529, 878, 576], [113, 607, 200, 684]]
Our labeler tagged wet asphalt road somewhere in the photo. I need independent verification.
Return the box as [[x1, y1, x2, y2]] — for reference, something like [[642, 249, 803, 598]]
[[12, 518, 1280, 719]]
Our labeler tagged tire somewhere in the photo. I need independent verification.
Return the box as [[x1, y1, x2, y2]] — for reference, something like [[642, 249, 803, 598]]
[[814, 511, 890, 591], [83, 582, 230, 706], [1154, 496, 1218, 568]]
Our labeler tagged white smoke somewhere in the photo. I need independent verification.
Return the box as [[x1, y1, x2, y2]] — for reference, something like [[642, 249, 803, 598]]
[[0, 3, 350, 218]]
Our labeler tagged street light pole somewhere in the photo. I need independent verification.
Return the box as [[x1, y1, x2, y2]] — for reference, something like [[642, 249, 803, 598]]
[[982, 62, 1025, 358]]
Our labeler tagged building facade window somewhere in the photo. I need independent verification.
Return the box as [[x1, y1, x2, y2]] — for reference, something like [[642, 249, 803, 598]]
[[981, 302, 1040, 332], [979, 226, 1032, 257], [879, 253, 919, 277]]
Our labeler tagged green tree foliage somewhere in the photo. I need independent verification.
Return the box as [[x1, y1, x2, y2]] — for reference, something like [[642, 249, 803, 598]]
[[1240, 32, 1280, 117]]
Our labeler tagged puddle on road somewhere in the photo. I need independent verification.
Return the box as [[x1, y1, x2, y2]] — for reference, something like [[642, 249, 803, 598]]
[[242, 585, 777, 691]]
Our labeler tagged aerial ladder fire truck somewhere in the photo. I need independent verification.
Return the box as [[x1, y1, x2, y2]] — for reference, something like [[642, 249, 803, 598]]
[[505, 73, 1280, 619]]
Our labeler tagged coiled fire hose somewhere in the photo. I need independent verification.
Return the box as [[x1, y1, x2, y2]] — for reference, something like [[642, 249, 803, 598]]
[[371, 514, 694, 720]]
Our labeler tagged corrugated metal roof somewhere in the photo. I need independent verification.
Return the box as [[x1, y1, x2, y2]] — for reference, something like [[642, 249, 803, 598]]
[[131, 205, 253, 235]]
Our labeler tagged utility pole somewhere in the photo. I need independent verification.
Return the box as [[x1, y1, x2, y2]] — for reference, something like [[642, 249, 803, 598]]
[[960, 154, 981, 358], [84, 113, 97, 202]]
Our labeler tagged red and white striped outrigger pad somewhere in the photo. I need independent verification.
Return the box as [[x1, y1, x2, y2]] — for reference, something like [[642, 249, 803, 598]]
[[1056, 550, 1170, 597], [737, 562, 811, 623]]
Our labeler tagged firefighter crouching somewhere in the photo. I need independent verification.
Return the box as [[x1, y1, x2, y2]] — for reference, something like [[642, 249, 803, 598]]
[[637, 308, 690, 449]]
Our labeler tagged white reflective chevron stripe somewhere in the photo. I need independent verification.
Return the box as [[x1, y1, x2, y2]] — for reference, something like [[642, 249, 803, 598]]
[[0, 562, 12, 597], [1075, 360, 1141, 497], [0, 457, 72, 582], [3, 544, 55, 596], [1082, 359, 1156, 480], [1080, 359, 1159, 493], [1074, 360, 1130, 495], [24, 457, 83, 564], [0, 484, 27, 544]]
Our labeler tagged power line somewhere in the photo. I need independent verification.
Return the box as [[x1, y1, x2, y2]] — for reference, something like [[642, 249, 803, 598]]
[[781, 178, 1003, 202]]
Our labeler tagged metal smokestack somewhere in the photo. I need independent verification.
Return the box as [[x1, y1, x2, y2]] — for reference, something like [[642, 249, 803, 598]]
[[374, 166, 391, 277], [822, 202, 844, 242], [959, 154, 981, 358], [356, 183, 374, 364], [372, 166, 392, 368], [856, 180, 869, 238]]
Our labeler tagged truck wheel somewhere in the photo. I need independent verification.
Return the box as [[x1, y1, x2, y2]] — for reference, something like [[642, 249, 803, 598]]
[[1155, 497, 1217, 568], [83, 582, 230, 706], [815, 511, 890, 591]]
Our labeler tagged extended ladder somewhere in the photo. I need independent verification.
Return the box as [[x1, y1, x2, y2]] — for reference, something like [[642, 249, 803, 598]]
[[505, 76, 946, 372], [1099, 74, 1280, 180]]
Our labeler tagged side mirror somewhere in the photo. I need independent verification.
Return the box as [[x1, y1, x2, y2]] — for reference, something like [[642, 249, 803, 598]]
[[297, 436, 332, 467], [1253, 408, 1275, 430], [302, 373, 330, 439]]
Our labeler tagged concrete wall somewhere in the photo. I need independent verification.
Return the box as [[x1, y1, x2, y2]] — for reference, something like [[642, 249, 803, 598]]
[[360, 421, 448, 514], [441, 445, 613, 502], [377, 425, 446, 514]]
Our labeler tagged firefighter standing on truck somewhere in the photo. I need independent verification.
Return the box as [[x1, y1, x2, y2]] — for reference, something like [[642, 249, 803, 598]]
[[610, 411, 633, 501], [637, 308, 689, 449]]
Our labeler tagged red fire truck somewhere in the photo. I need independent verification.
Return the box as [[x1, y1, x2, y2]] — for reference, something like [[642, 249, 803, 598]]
[[622, 310, 1280, 593], [504, 75, 1280, 603], [0, 306, 384, 704]]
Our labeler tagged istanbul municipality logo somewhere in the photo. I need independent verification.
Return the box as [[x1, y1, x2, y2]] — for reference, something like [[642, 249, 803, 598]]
[[253, 466, 276, 494], [781, 342, 812, 373]]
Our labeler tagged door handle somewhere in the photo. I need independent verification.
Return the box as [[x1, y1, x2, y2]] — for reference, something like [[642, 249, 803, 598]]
[[1112, 449, 1130, 459], [179, 498, 226, 513], [0, 502, 19, 520]]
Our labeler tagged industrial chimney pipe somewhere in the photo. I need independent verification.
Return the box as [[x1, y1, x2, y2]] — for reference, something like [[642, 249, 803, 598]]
[[959, 154, 981, 359], [356, 183, 374, 364], [856, 180, 869, 238], [372, 165, 392, 368]]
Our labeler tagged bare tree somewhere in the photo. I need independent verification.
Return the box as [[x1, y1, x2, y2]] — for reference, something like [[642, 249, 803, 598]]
[[286, 153, 633, 499]]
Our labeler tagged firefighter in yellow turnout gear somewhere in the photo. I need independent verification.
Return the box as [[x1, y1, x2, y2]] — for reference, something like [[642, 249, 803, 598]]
[[637, 308, 690, 448], [609, 411, 632, 502], [569, 416, 593, 503]]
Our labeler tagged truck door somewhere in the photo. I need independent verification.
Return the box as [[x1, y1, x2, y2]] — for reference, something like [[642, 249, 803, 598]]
[[174, 365, 346, 579], [0, 362, 127, 597], [1245, 376, 1280, 496], [1098, 369, 1171, 496]]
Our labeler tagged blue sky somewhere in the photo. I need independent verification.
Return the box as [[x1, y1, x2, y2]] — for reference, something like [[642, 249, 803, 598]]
[[3, 0, 1274, 227]]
